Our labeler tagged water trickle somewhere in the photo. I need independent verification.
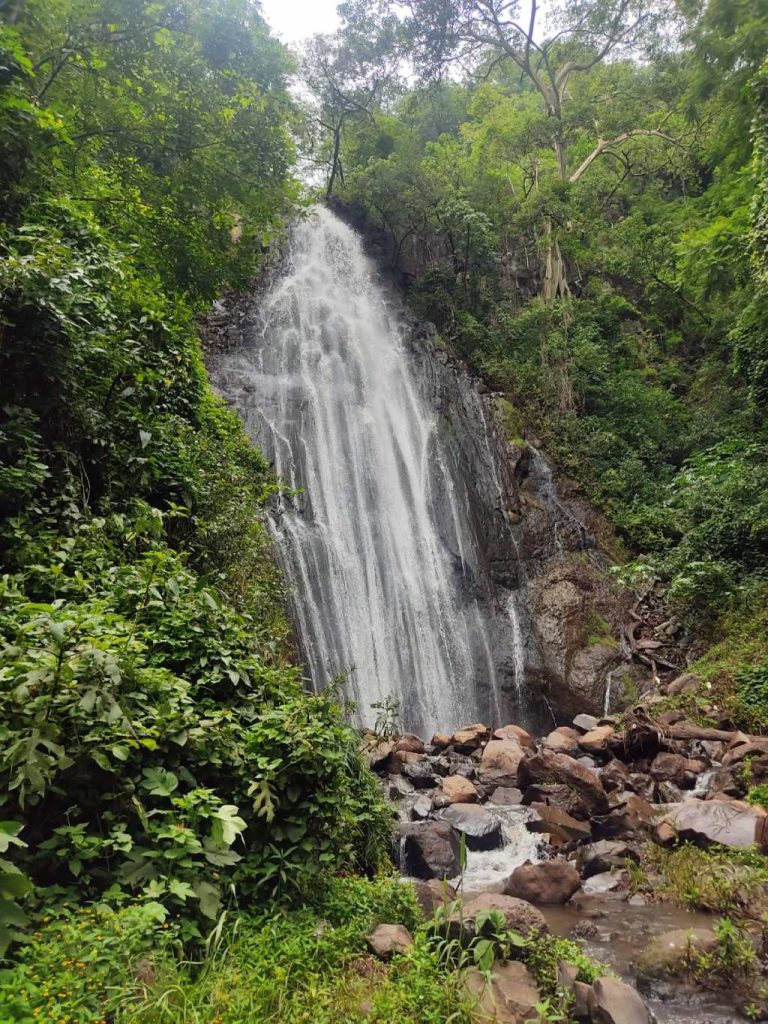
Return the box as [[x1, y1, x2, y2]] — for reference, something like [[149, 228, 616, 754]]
[[212, 207, 503, 736], [458, 806, 543, 893]]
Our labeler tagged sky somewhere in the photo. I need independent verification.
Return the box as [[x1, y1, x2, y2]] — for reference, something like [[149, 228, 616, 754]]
[[260, 0, 340, 46]]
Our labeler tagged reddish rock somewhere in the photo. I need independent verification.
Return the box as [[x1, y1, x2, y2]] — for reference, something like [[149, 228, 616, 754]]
[[650, 752, 706, 787], [493, 724, 535, 748], [367, 924, 413, 959], [431, 733, 452, 749], [452, 723, 490, 751], [394, 733, 425, 754], [439, 775, 479, 805], [481, 739, 525, 776], [578, 725, 615, 754], [518, 749, 608, 815], [504, 860, 581, 904], [527, 803, 592, 842], [544, 727, 580, 755]]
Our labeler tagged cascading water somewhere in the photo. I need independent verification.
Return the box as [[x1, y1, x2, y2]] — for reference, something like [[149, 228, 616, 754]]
[[212, 207, 504, 736]]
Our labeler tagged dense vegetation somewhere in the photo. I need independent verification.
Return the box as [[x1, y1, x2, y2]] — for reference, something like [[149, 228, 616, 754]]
[[1, 0, 768, 1019], [310, 0, 768, 659], [0, 0, 390, 970]]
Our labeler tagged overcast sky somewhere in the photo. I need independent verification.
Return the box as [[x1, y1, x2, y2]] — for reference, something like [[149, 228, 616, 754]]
[[261, 0, 340, 45]]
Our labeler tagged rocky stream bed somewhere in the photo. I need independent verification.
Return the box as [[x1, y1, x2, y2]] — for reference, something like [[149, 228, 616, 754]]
[[361, 693, 768, 1022]]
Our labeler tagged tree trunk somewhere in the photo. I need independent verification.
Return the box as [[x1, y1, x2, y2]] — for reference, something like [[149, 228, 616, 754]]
[[325, 126, 341, 201], [541, 220, 570, 303]]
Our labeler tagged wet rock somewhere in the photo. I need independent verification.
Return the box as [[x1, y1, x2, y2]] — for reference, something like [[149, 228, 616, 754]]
[[410, 794, 433, 820], [504, 860, 581, 904], [587, 977, 652, 1023], [448, 893, 548, 941], [481, 739, 525, 776], [578, 726, 615, 755], [650, 752, 707, 787], [527, 803, 592, 842], [394, 733, 426, 754], [387, 774, 415, 799], [574, 714, 600, 733], [452, 724, 490, 752], [653, 799, 768, 853], [402, 762, 439, 789], [488, 787, 523, 806], [577, 840, 638, 879], [657, 781, 683, 804], [636, 927, 719, 978], [439, 775, 479, 805], [544, 727, 581, 755], [436, 804, 503, 851], [400, 821, 460, 878], [412, 878, 457, 917], [518, 749, 609, 816], [367, 923, 413, 959], [464, 961, 541, 1023]]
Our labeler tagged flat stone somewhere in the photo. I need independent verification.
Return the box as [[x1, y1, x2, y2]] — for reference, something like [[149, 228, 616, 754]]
[[504, 860, 580, 904], [587, 976, 652, 1023], [580, 869, 629, 897], [452, 724, 490, 752], [367, 923, 413, 959], [437, 804, 503, 851], [654, 799, 768, 853], [488, 787, 523, 806], [573, 714, 599, 733]]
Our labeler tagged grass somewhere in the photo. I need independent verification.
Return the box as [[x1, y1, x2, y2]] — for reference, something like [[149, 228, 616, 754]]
[[0, 876, 610, 1024]]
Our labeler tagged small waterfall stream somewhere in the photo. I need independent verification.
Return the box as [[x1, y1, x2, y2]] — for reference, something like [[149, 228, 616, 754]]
[[212, 207, 505, 736]]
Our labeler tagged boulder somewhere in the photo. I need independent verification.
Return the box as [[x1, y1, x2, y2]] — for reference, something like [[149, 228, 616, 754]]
[[595, 794, 655, 838], [636, 927, 719, 979], [440, 775, 479, 805], [518, 749, 608, 815], [650, 752, 706, 787], [522, 782, 590, 819], [390, 749, 425, 770], [488, 787, 523, 806], [653, 799, 768, 853], [587, 977, 652, 1024], [481, 740, 525, 776], [504, 860, 580, 904], [527, 803, 592, 842], [400, 821, 460, 879], [410, 794, 433, 820], [573, 714, 599, 733], [366, 739, 394, 770], [544, 727, 580, 755], [412, 878, 457, 918], [464, 961, 541, 1023], [494, 724, 535, 749], [452, 724, 490, 752], [437, 804, 503, 851], [402, 762, 440, 789], [600, 759, 631, 793], [578, 726, 615, 755], [394, 733, 425, 754], [431, 733, 452, 749], [367, 923, 413, 960], [448, 893, 548, 941]]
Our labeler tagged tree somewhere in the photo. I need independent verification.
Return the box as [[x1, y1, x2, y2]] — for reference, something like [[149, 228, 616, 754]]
[[375, 0, 686, 299]]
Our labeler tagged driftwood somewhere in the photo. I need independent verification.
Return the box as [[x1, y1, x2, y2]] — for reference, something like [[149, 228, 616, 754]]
[[613, 708, 768, 751]]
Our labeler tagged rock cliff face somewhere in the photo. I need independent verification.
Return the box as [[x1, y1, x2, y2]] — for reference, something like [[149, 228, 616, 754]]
[[402, 319, 645, 725]]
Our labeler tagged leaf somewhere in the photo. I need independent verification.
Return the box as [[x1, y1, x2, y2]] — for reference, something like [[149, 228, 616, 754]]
[[141, 768, 179, 797], [194, 881, 221, 920], [210, 805, 246, 847], [111, 744, 130, 762], [139, 429, 152, 448], [168, 879, 195, 901]]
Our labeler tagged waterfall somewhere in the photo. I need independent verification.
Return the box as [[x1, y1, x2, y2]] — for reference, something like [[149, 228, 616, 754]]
[[212, 207, 503, 736]]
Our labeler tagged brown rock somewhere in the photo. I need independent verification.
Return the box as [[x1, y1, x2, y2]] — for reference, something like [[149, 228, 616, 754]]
[[412, 878, 457, 918], [587, 977, 651, 1023], [365, 739, 394, 770], [481, 739, 525, 776], [367, 923, 413, 959], [522, 783, 589, 818], [544, 727, 580, 755], [650, 752, 706, 787], [504, 860, 580, 904], [519, 749, 608, 815], [464, 961, 541, 1023], [394, 733, 425, 754], [448, 893, 548, 942], [578, 725, 615, 754], [452, 724, 490, 751], [488, 787, 523, 806], [573, 981, 591, 1018], [600, 759, 630, 793], [666, 673, 700, 695], [431, 733, 452, 749], [573, 714, 600, 733], [440, 775, 479, 805], [527, 804, 592, 842], [494, 725, 535, 749]]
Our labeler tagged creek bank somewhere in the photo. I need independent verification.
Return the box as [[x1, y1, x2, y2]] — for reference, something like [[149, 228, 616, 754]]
[[364, 701, 768, 1020]]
